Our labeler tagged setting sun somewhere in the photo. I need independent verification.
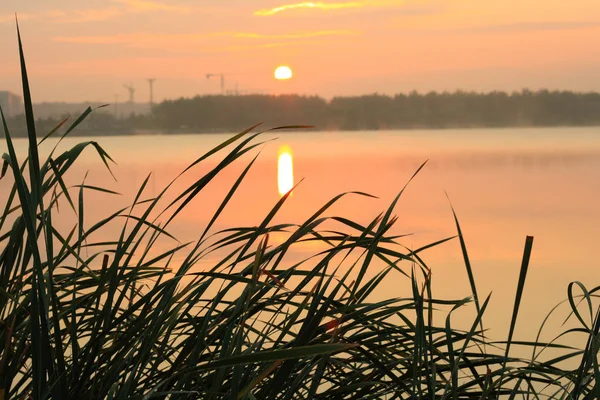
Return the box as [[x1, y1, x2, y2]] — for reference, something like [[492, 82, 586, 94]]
[[277, 147, 294, 196], [274, 65, 293, 80]]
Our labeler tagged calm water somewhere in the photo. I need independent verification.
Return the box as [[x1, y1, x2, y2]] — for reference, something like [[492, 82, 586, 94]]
[[2, 127, 600, 342]]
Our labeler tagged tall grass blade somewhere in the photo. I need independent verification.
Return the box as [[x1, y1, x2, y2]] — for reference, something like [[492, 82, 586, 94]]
[[499, 235, 534, 392], [447, 196, 483, 327]]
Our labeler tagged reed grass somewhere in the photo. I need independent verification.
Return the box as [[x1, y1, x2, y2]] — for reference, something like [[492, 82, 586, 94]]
[[1, 24, 599, 399]]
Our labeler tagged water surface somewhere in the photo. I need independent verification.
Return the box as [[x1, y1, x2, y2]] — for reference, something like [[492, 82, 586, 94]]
[[2, 127, 599, 342]]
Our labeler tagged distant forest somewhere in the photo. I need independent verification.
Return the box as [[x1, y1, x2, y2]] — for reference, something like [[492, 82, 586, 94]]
[[6, 90, 600, 136]]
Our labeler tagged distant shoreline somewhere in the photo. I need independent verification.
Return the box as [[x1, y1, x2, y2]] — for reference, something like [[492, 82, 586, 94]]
[[4, 91, 600, 138], [2, 124, 599, 140]]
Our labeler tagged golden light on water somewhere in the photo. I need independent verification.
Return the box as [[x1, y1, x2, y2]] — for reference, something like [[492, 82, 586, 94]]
[[277, 147, 294, 196]]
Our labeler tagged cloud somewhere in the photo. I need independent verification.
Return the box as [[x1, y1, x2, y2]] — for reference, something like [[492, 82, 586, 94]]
[[398, 20, 600, 36], [0, 12, 51, 23], [53, 30, 359, 50], [1, 0, 195, 24], [233, 30, 358, 39], [54, 8, 123, 23], [112, 0, 194, 13], [255, 0, 405, 16], [225, 42, 301, 51], [471, 21, 600, 33]]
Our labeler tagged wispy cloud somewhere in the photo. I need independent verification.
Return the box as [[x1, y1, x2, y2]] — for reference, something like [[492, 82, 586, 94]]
[[396, 20, 600, 35], [2, 0, 195, 24], [53, 30, 359, 49], [470, 21, 600, 33], [234, 30, 358, 39], [112, 0, 194, 13], [255, 0, 405, 16], [54, 8, 123, 23], [0, 12, 50, 23]]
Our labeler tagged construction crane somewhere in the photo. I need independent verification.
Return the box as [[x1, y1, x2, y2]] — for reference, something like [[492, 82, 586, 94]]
[[147, 78, 156, 107], [206, 73, 225, 94], [123, 83, 135, 104]]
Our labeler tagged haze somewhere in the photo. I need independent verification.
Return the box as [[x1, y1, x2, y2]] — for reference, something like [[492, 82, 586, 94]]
[[0, 0, 599, 102]]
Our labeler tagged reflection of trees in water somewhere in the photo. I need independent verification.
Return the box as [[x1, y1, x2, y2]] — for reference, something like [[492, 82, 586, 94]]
[[402, 151, 600, 171]]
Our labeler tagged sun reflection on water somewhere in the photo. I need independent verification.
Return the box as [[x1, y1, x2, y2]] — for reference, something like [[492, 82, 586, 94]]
[[277, 146, 294, 196]]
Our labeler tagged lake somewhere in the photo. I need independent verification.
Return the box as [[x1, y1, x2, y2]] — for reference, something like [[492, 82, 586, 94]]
[[2, 126, 600, 344]]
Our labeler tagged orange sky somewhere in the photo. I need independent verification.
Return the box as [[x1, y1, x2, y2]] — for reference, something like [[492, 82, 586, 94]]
[[0, 0, 599, 102]]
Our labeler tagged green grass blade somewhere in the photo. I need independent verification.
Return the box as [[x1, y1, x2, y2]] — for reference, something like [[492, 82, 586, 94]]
[[498, 235, 534, 392]]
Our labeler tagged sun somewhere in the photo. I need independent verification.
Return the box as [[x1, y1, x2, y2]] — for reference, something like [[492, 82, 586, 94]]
[[274, 65, 293, 80]]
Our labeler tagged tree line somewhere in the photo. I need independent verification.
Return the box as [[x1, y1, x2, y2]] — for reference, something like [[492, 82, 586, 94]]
[[153, 89, 600, 131], [5, 89, 600, 136]]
